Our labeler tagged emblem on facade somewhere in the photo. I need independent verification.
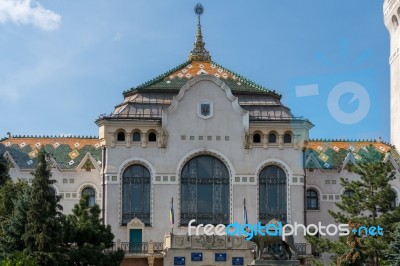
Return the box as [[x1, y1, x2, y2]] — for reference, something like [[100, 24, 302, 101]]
[[197, 100, 213, 119]]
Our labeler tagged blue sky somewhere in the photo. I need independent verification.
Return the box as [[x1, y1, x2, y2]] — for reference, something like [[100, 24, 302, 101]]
[[0, 1, 390, 142]]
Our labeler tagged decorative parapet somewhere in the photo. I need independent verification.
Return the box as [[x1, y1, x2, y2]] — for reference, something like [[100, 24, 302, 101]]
[[164, 233, 252, 250]]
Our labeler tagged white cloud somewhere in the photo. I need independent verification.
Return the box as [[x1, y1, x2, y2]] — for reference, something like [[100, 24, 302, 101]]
[[0, 0, 61, 31]]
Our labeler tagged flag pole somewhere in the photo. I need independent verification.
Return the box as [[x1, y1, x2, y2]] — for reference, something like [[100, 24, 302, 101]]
[[170, 197, 174, 234], [243, 198, 248, 225]]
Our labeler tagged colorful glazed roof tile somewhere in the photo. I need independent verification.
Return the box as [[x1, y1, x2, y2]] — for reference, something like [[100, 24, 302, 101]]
[[102, 60, 304, 122], [123, 61, 279, 97], [305, 140, 399, 169], [0, 136, 101, 170]]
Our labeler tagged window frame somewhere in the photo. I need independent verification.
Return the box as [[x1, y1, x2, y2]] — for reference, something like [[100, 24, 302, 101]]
[[306, 189, 319, 210], [121, 164, 151, 226], [117, 131, 126, 142], [82, 187, 96, 207], [180, 155, 230, 225]]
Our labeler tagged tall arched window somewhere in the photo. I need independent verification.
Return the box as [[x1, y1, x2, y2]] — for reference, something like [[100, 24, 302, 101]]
[[181, 155, 230, 225], [259, 165, 287, 223], [306, 189, 319, 210], [122, 164, 151, 225], [82, 187, 96, 207]]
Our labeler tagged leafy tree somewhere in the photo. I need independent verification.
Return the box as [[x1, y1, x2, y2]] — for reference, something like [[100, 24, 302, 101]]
[[63, 196, 124, 266], [22, 149, 65, 265], [0, 251, 38, 266], [385, 223, 400, 265], [0, 156, 10, 186], [308, 147, 400, 265]]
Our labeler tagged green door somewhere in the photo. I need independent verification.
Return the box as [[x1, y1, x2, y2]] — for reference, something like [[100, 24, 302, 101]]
[[129, 229, 142, 253]]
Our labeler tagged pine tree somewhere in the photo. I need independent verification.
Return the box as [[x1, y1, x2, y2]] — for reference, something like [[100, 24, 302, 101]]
[[22, 149, 65, 265], [308, 147, 400, 265], [0, 181, 31, 260], [386, 223, 400, 265], [0, 182, 31, 258], [63, 195, 124, 266], [0, 156, 11, 186]]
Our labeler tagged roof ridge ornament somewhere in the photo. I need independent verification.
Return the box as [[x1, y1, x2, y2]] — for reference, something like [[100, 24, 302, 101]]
[[188, 3, 211, 62]]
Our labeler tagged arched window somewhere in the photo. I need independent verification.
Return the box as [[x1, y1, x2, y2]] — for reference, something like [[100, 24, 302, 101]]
[[133, 132, 141, 142], [148, 132, 157, 142], [393, 15, 399, 29], [259, 165, 287, 223], [82, 187, 96, 207], [284, 133, 292, 144], [117, 131, 125, 142], [343, 189, 355, 198], [48, 187, 56, 197], [306, 189, 319, 210], [253, 133, 261, 143], [122, 164, 151, 225], [181, 155, 230, 225], [390, 189, 397, 210], [268, 133, 277, 143]]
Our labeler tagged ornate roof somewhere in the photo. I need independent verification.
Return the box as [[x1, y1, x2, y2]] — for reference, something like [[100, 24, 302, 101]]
[[123, 61, 280, 97], [305, 140, 399, 170], [101, 60, 302, 122], [95, 4, 310, 124], [0, 136, 101, 170]]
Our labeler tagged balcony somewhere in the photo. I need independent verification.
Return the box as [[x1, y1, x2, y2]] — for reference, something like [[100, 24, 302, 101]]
[[105, 240, 164, 255]]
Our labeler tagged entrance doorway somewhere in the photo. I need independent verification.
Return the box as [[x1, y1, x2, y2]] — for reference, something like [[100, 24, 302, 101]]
[[129, 229, 142, 253]]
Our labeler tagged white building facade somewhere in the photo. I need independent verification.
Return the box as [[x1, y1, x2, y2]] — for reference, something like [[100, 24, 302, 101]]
[[1, 4, 400, 264]]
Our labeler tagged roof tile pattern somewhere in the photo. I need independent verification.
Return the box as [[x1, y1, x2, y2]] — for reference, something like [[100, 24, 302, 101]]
[[305, 140, 396, 169], [124, 61, 279, 96], [0, 137, 101, 170]]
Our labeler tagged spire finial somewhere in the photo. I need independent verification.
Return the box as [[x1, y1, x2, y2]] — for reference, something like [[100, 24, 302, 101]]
[[188, 3, 211, 62]]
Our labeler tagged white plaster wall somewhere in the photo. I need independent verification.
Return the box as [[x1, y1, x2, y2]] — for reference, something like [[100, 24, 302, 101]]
[[102, 77, 308, 243]]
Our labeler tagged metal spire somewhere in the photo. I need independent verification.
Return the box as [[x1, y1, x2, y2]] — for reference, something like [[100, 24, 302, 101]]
[[188, 3, 211, 62]]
